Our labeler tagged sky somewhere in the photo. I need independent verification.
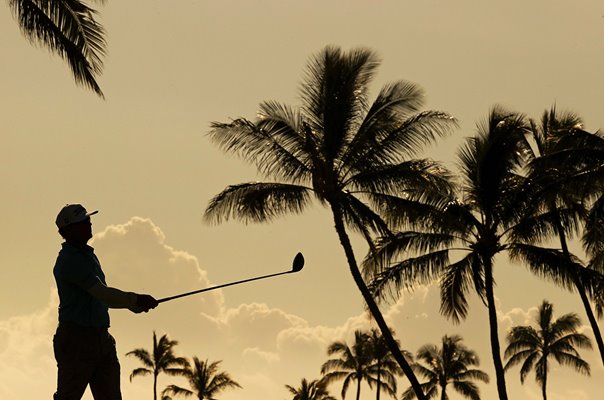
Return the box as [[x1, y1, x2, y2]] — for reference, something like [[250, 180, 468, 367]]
[[1, 1, 604, 399]]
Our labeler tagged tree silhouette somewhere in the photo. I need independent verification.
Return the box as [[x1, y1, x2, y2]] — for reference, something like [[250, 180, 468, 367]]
[[8, 0, 106, 97], [402, 335, 489, 400], [504, 300, 592, 400], [510, 107, 604, 365], [285, 378, 336, 400], [367, 107, 531, 400], [321, 330, 375, 400], [126, 331, 189, 400], [161, 357, 241, 400], [204, 45, 457, 400], [366, 328, 405, 400]]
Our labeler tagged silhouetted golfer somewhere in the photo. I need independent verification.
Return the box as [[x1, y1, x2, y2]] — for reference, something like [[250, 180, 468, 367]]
[[52, 204, 158, 400]]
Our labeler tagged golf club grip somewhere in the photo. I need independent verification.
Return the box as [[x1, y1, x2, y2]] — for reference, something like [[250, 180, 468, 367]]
[[157, 270, 290, 303]]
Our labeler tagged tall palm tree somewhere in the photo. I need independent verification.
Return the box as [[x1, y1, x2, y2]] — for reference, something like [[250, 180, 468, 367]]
[[504, 300, 592, 400], [8, 0, 106, 97], [366, 328, 405, 400], [321, 330, 375, 400], [204, 45, 457, 400], [402, 335, 489, 400], [510, 107, 604, 365], [584, 193, 604, 315], [285, 378, 336, 400], [161, 357, 241, 400], [366, 107, 531, 400], [126, 331, 189, 400]]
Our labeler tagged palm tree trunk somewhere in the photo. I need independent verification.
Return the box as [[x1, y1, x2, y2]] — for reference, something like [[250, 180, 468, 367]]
[[153, 372, 158, 400], [483, 258, 509, 400], [554, 217, 604, 366], [440, 384, 447, 400], [328, 201, 427, 400], [356, 377, 362, 400], [542, 371, 547, 400], [376, 366, 381, 400]]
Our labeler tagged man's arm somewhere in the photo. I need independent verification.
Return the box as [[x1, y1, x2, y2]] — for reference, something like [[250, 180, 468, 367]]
[[88, 282, 157, 312]]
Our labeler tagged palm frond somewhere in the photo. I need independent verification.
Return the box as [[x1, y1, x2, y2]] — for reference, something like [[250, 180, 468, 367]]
[[338, 191, 392, 238], [583, 194, 604, 259], [458, 107, 530, 212], [451, 381, 481, 400], [204, 182, 312, 224], [208, 118, 311, 183], [9, 0, 106, 97], [125, 349, 153, 368], [455, 369, 490, 383], [509, 203, 587, 244], [370, 249, 451, 303], [128, 367, 152, 381], [439, 253, 477, 322], [551, 352, 591, 376], [348, 159, 454, 207], [363, 230, 456, 277], [341, 81, 427, 166], [162, 384, 194, 398], [300, 46, 380, 160], [508, 244, 580, 291]]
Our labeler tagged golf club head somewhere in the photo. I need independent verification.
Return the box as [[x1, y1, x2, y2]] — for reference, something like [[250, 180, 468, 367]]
[[291, 252, 304, 272]]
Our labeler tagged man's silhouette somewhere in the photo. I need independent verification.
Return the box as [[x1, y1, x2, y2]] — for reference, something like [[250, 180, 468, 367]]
[[52, 204, 158, 400]]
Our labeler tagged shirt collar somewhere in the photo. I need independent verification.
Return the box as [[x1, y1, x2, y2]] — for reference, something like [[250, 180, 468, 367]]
[[62, 242, 95, 253]]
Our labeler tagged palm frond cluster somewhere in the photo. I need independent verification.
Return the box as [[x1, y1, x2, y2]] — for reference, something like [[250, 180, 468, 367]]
[[205, 46, 604, 400]]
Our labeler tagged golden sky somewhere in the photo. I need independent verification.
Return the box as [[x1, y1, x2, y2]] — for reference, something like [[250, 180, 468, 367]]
[[1, 1, 604, 399]]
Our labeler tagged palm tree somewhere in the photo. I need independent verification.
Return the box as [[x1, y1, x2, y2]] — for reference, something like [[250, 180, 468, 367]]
[[366, 328, 405, 400], [161, 357, 241, 400], [509, 107, 604, 365], [126, 331, 189, 400], [366, 107, 531, 400], [285, 378, 336, 400], [204, 45, 457, 400], [8, 0, 106, 97], [401, 335, 489, 400], [504, 300, 592, 400], [584, 193, 604, 315], [321, 330, 375, 400]]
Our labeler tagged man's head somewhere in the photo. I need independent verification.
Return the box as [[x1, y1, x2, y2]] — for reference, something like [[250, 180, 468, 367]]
[[56, 204, 98, 244]]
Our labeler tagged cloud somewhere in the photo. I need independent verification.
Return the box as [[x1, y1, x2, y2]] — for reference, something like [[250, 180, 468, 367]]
[[0, 290, 57, 398]]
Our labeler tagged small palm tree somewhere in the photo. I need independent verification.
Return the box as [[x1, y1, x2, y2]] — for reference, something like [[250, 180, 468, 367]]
[[321, 330, 375, 400], [126, 331, 189, 400], [8, 0, 106, 97], [366, 328, 406, 400], [402, 335, 489, 400], [161, 357, 241, 400], [504, 300, 592, 400], [204, 45, 457, 400], [285, 378, 336, 400]]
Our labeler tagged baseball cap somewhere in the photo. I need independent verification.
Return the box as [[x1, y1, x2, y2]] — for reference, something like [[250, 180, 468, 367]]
[[55, 204, 99, 229]]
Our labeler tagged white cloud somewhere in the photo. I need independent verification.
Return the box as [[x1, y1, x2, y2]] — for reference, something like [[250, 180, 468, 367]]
[[0, 290, 57, 398]]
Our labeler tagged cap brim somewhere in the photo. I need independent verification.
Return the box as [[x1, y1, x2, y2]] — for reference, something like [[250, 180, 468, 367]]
[[86, 210, 99, 217]]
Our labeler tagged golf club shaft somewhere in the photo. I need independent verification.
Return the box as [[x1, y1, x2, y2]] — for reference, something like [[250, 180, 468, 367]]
[[157, 270, 291, 303]]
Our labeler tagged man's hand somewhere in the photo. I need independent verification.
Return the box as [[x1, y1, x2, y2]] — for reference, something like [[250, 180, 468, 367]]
[[135, 294, 159, 313]]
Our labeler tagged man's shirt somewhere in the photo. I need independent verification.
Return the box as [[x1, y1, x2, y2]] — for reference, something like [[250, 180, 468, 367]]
[[53, 242, 110, 328]]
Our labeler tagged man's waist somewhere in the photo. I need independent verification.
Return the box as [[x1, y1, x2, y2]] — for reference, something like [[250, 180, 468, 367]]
[[58, 320, 109, 332]]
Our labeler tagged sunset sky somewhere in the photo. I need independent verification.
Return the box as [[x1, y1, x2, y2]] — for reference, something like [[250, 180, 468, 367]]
[[1, 1, 604, 399]]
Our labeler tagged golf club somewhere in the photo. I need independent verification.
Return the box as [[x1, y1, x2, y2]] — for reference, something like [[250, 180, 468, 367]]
[[157, 252, 304, 303]]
